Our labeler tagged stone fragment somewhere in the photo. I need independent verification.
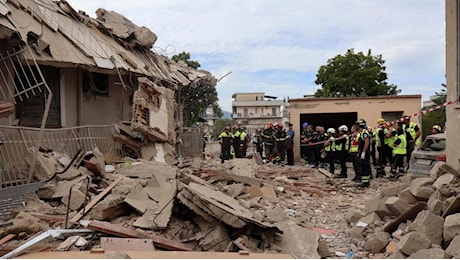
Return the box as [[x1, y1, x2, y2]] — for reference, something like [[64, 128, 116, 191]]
[[5, 212, 49, 235], [446, 235, 460, 257], [276, 220, 320, 259], [444, 213, 460, 241], [386, 241, 398, 254], [409, 177, 435, 200], [397, 231, 431, 256], [36, 184, 56, 199], [349, 226, 365, 240], [398, 187, 418, 205], [265, 205, 287, 223], [359, 212, 382, 226], [432, 173, 457, 190], [61, 189, 86, 211], [363, 231, 390, 253], [387, 249, 406, 259], [346, 208, 365, 224], [408, 210, 444, 245], [407, 248, 447, 259], [400, 173, 417, 184], [379, 186, 400, 199], [260, 186, 277, 199], [103, 251, 131, 259], [385, 196, 410, 216], [317, 239, 331, 258], [427, 191, 443, 215], [226, 183, 246, 198], [364, 198, 390, 217], [430, 161, 460, 179]]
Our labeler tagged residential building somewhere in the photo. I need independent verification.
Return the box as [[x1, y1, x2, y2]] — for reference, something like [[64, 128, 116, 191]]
[[288, 95, 422, 161], [232, 92, 286, 133], [445, 0, 460, 170]]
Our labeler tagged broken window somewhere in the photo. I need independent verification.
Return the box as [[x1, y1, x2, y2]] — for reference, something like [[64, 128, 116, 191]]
[[82, 71, 109, 97]]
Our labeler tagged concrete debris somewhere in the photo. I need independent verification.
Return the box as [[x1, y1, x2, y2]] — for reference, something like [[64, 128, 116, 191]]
[[430, 161, 460, 179], [409, 177, 435, 200], [363, 231, 390, 253], [385, 196, 410, 216], [407, 248, 448, 259], [364, 198, 390, 218], [397, 231, 432, 256], [444, 213, 460, 242], [5, 212, 49, 235], [446, 235, 460, 257], [433, 173, 457, 190], [408, 210, 444, 245], [276, 220, 320, 259]]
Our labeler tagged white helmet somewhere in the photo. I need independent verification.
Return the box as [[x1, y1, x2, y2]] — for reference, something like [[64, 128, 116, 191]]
[[338, 125, 348, 132], [327, 128, 335, 134]]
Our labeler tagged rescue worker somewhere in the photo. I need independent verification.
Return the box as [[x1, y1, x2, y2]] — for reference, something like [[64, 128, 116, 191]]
[[232, 125, 241, 158], [356, 119, 371, 187], [239, 126, 249, 158], [262, 123, 276, 161], [324, 128, 336, 174], [432, 125, 442, 134], [390, 121, 407, 179], [375, 118, 387, 177], [384, 122, 396, 167], [252, 128, 263, 158], [349, 124, 361, 182], [286, 123, 295, 165], [274, 123, 289, 165], [313, 126, 326, 168], [334, 125, 349, 178], [402, 116, 421, 169], [301, 123, 315, 166], [368, 127, 377, 167], [218, 126, 233, 163]]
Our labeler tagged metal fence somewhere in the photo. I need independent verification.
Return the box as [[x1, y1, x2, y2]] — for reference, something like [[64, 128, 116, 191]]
[[0, 125, 126, 188]]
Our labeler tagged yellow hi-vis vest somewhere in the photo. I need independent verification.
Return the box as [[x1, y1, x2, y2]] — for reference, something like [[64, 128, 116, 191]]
[[335, 135, 349, 151], [393, 134, 407, 155], [385, 128, 396, 145], [325, 136, 335, 152], [375, 127, 384, 147]]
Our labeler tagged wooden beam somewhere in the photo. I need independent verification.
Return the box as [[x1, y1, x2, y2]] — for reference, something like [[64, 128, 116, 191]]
[[384, 202, 426, 233], [0, 234, 15, 245], [87, 220, 192, 251], [70, 175, 124, 223]]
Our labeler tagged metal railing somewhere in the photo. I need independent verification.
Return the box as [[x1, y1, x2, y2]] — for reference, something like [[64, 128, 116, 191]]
[[0, 125, 126, 188]]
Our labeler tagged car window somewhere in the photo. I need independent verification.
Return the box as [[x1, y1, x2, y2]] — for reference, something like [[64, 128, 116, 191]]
[[420, 138, 446, 151]]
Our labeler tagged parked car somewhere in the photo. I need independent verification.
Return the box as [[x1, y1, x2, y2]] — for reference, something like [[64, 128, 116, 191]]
[[408, 133, 446, 175]]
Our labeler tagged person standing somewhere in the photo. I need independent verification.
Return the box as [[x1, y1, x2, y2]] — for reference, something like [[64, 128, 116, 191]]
[[324, 128, 336, 174], [375, 118, 387, 177], [252, 129, 263, 158], [239, 126, 249, 158], [218, 126, 233, 163], [390, 121, 407, 179], [286, 123, 295, 165], [334, 125, 349, 178], [402, 116, 421, 169], [356, 119, 371, 188], [262, 123, 276, 161], [273, 123, 289, 165], [349, 124, 361, 182], [232, 126, 241, 158], [313, 126, 326, 168]]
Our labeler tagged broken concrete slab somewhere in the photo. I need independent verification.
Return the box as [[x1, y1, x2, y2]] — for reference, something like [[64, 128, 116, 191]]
[[359, 212, 382, 226], [88, 194, 129, 221], [226, 183, 246, 198], [446, 235, 460, 257], [5, 212, 49, 235], [442, 194, 460, 218], [364, 198, 390, 218], [407, 248, 448, 259], [430, 161, 460, 179], [363, 231, 390, 253], [124, 184, 155, 214], [398, 187, 418, 205], [346, 208, 366, 224], [427, 190, 444, 215], [195, 219, 231, 251], [61, 188, 86, 211], [397, 231, 432, 256], [444, 213, 460, 241], [409, 177, 435, 200], [432, 173, 457, 190], [408, 210, 444, 245], [260, 186, 277, 199], [379, 185, 400, 199], [385, 196, 410, 216], [264, 205, 287, 223], [276, 220, 320, 259]]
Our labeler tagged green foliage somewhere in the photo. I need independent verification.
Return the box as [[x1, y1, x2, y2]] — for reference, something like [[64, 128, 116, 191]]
[[314, 49, 401, 97], [171, 51, 222, 126], [421, 83, 447, 138], [212, 119, 233, 139]]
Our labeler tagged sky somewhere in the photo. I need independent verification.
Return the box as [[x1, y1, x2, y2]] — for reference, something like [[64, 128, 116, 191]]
[[68, 0, 445, 112]]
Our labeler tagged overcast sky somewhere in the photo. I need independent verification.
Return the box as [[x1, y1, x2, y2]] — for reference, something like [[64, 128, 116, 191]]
[[68, 0, 445, 112]]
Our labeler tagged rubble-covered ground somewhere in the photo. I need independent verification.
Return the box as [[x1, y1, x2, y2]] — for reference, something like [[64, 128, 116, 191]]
[[1, 146, 460, 259]]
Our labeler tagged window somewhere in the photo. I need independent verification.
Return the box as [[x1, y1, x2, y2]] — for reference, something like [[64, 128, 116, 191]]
[[82, 71, 109, 97], [255, 108, 258, 114], [381, 111, 403, 122], [271, 108, 276, 116], [255, 96, 258, 101], [244, 108, 248, 116]]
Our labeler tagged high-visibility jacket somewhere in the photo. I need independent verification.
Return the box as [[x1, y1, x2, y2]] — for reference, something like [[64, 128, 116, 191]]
[[218, 131, 233, 139], [325, 136, 335, 152], [385, 128, 396, 146], [404, 122, 418, 140], [375, 128, 384, 147], [350, 133, 360, 153], [393, 134, 407, 155], [335, 134, 349, 152]]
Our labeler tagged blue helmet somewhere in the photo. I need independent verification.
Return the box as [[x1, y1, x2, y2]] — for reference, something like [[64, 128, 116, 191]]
[[302, 122, 309, 127]]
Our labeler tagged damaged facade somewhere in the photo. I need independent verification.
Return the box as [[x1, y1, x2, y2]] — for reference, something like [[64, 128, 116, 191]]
[[0, 0, 217, 185]]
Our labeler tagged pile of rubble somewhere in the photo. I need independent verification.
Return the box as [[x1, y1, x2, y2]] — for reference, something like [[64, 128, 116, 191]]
[[344, 161, 460, 258]]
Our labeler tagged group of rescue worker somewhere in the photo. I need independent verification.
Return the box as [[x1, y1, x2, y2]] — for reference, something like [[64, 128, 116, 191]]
[[217, 122, 294, 165], [300, 116, 424, 187]]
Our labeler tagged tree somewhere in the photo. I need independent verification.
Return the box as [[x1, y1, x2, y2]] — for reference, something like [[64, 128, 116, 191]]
[[421, 83, 446, 137], [314, 49, 401, 97], [172, 52, 222, 126]]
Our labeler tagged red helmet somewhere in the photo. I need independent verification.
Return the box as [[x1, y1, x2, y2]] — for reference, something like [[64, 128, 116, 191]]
[[232, 125, 238, 130], [269, 122, 273, 127]]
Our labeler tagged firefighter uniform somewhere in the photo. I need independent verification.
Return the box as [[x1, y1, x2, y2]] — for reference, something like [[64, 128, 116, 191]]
[[391, 126, 407, 179], [274, 124, 289, 164], [218, 127, 233, 163], [356, 119, 371, 187], [350, 127, 361, 182], [402, 119, 420, 169], [335, 125, 349, 178], [375, 119, 387, 177], [262, 123, 276, 161], [325, 128, 336, 174], [233, 127, 241, 158], [239, 126, 248, 158]]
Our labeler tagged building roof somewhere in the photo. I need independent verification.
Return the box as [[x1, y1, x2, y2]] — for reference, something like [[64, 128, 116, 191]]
[[288, 95, 422, 102], [0, 0, 215, 89]]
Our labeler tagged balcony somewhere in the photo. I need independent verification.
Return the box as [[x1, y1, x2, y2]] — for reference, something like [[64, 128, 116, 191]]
[[232, 113, 282, 119]]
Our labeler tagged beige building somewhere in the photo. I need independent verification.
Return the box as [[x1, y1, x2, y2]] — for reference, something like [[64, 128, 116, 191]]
[[288, 95, 421, 161], [232, 92, 286, 132], [445, 0, 460, 170]]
